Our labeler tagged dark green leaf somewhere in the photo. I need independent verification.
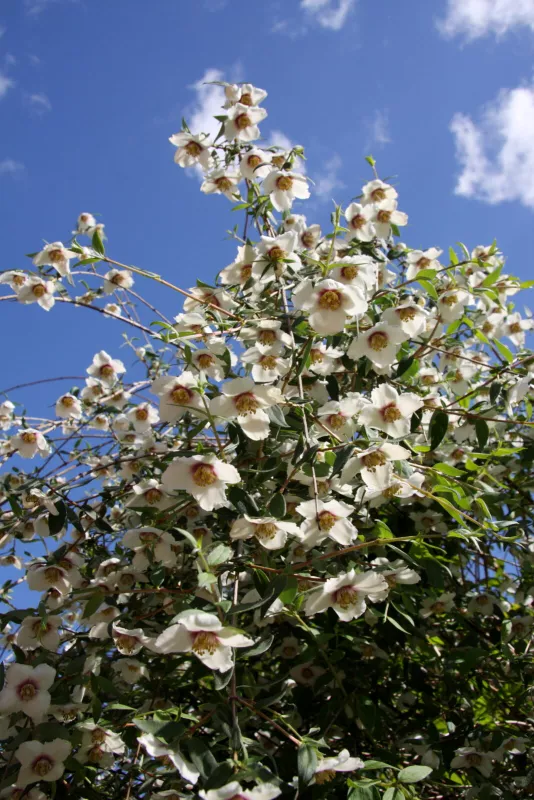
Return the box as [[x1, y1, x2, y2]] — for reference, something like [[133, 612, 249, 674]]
[[429, 409, 449, 451], [398, 765, 433, 783], [268, 493, 286, 518], [297, 743, 317, 787]]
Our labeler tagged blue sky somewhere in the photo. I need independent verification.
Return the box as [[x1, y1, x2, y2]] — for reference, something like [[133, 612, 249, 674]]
[[1, 0, 534, 410]]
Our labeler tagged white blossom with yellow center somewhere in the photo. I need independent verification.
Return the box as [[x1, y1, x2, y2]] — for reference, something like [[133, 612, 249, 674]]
[[0, 663, 56, 722], [294, 278, 368, 335], [305, 569, 388, 621], [162, 453, 240, 511]]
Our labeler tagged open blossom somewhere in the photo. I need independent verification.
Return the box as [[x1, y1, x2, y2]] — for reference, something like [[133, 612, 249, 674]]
[[139, 733, 200, 785], [162, 453, 240, 511], [103, 269, 134, 294], [199, 782, 281, 800], [296, 498, 357, 548], [405, 247, 442, 280], [230, 515, 301, 550], [201, 168, 241, 200], [313, 750, 365, 784], [436, 289, 471, 322], [345, 202, 375, 242], [371, 199, 408, 239], [11, 428, 50, 459], [15, 616, 62, 651], [112, 625, 152, 655], [33, 242, 77, 276], [305, 570, 389, 621], [55, 393, 82, 419], [182, 285, 236, 314], [224, 82, 268, 107], [315, 397, 362, 439], [359, 384, 423, 437], [122, 526, 177, 569], [0, 663, 56, 721], [151, 371, 204, 422], [341, 443, 411, 483], [382, 301, 428, 337], [74, 211, 98, 235], [294, 278, 368, 335], [347, 322, 407, 368], [27, 563, 72, 595], [112, 658, 149, 684], [240, 148, 272, 180], [361, 179, 398, 205], [262, 169, 310, 212], [420, 592, 455, 618], [252, 232, 302, 284], [220, 243, 257, 286], [16, 277, 56, 310], [169, 131, 212, 169], [15, 739, 71, 788], [239, 319, 292, 354], [86, 350, 126, 386], [154, 610, 253, 672], [241, 347, 290, 383], [0, 270, 28, 290], [224, 102, 267, 142], [358, 463, 425, 507], [210, 377, 283, 440], [451, 747, 493, 777], [329, 255, 378, 295], [126, 402, 159, 432]]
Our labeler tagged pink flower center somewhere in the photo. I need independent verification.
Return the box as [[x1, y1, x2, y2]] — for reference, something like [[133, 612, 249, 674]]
[[191, 463, 217, 487]]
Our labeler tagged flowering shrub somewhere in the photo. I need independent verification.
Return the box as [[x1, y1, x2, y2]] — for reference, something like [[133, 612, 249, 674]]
[[1, 80, 534, 800]]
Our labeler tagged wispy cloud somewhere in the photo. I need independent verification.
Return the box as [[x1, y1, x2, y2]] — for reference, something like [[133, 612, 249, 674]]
[[0, 159, 25, 177], [0, 73, 15, 100], [28, 92, 52, 113], [25, 0, 79, 16], [313, 154, 345, 199], [450, 80, 534, 210], [300, 0, 356, 31], [186, 68, 226, 139], [0, 25, 6, 39], [438, 0, 534, 40], [364, 109, 391, 151]]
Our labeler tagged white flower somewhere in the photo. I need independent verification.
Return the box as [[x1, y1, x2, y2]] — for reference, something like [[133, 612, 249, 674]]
[[341, 443, 411, 483], [437, 290, 471, 323], [0, 401, 15, 429], [112, 625, 151, 655], [224, 82, 268, 108], [169, 131, 212, 169], [297, 222, 322, 250], [358, 464, 424, 507], [11, 428, 50, 459], [162, 453, 240, 511], [224, 103, 267, 142], [347, 322, 407, 368], [405, 247, 442, 281], [467, 593, 495, 615], [371, 557, 421, 588], [262, 170, 310, 211], [112, 658, 149, 684], [16, 277, 56, 310], [122, 526, 177, 569], [315, 397, 362, 439], [103, 269, 134, 294], [151, 371, 204, 422], [0, 663, 55, 721], [33, 242, 77, 277], [361, 179, 398, 205], [241, 347, 290, 383], [305, 569, 388, 621], [344, 202, 375, 242], [0, 270, 28, 290], [79, 723, 125, 754], [290, 661, 325, 686], [182, 285, 236, 314], [74, 212, 98, 235], [55, 393, 82, 419], [210, 377, 283, 440], [86, 350, 126, 386], [296, 498, 357, 548], [27, 563, 71, 595], [240, 148, 272, 180], [230, 515, 301, 550], [451, 747, 493, 778], [252, 232, 302, 284], [240, 319, 292, 354], [139, 733, 200, 785], [382, 302, 428, 337], [329, 255, 378, 296], [154, 610, 253, 672], [126, 402, 160, 432], [371, 199, 408, 239], [504, 312, 530, 347], [220, 243, 257, 286], [359, 384, 423, 437], [201, 168, 241, 200], [15, 739, 71, 788], [199, 782, 281, 800], [294, 278, 368, 335], [420, 592, 455, 618], [128, 479, 173, 510], [313, 749, 364, 784]]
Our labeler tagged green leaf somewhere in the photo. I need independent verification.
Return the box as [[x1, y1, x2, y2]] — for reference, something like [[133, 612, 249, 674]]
[[418, 279, 438, 301], [266, 405, 287, 428], [428, 409, 449, 451], [331, 444, 353, 477], [493, 339, 514, 364], [448, 246, 459, 265], [91, 229, 105, 256], [268, 493, 286, 518], [383, 789, 404, 800], [475, 419, 489, 449], [82, 590, 105, 619], [278, 576, 298, 605], [295, 338, 314, 377], [207, 544, 233, 566], [374, 519, 394, 539], [360, 760, 397, 771], [398, 765, 433, 783], [396, 356, 419, 379], [48, 500, 67, 536], [297, 743, 317, 787], [227, 486, 259, 515], [432, 462, 464, 477]]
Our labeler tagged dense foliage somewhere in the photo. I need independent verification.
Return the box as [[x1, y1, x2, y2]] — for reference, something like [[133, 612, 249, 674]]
[[0, 81, 533, 800]]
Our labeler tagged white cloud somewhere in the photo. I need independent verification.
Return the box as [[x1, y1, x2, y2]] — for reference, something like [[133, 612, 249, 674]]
[[0, 73, 15, 100], [0, 25, 6, 39], [368, 109, 391, 148], [187, 68, 226, 139], [25, 0, 78, 16], [300, 0, 356, 30], [450, 81, 534, 209], [439, 0, 534, 40], [313, 154, 345, 199], [28, 92, 52, 112], [0, 159, 25, 177]]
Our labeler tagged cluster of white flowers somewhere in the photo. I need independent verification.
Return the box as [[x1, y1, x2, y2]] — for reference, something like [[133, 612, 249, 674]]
[[0, 80, 533, 800]]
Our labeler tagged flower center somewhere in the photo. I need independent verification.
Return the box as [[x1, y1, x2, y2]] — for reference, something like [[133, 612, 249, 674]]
[[255, 522, 277, 540], [310, 349, 323, 364], [246, 154, 262, 169], [216, 177, 232, 192], [192, 631, 219, 655], [185, 140, 202, 157], [416, 256, 430, 269], [382, 483, 402, 499], [13, 274, 26, 286], [21, 431, 38, 444], [350, 214, 365, 230], [99, 364, 115, 378], [509, 322, 522, 334], [315, 769, 337, 784], [441, 294, 458, 307], [197, 354, 214, 369], [32, 756, 54, 777], [44, 567, 63, 583], [271, 154, 285, 168], [268, 246, 286, 261], [397, 307, 416, 322], [17, 680, 38, 701], [318, 511, 337, 531], [169, 386, 192, 405], [88, 746, 105, 763], [381, 403, 401, 423], [476, 594, 489, 605], [328, 413, 346, 431], [145, 488, 163, 505], [32, 283, 47, 298], [361, 644, 376, 657], [466, 753, 482, 767], [431, 601, 446, 613], [334, 586, 360, 608], [240, 264, 252, 282], [191, 463, 217, 487], [276, 175, 293, 191], [260, 355, 277, 370], [234, 392, 259, 415], [301, 231, 315, 248], [370, 187, 387, 201], [60, 395, 75, 408], [140, 531, 158, 543], [258, 329, 277, 345], [135, 408, 149, 421], [48, 248, 63, 263], [239, 92, 253, 106], [361, 451, 387, 469], [235, 113, 252, 131], [318, 289, 342, 311], [341, 265, 358, 280], [116, 635, 138, 654], [368, 331, 389, 351], [376, 210, 391, 224]]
